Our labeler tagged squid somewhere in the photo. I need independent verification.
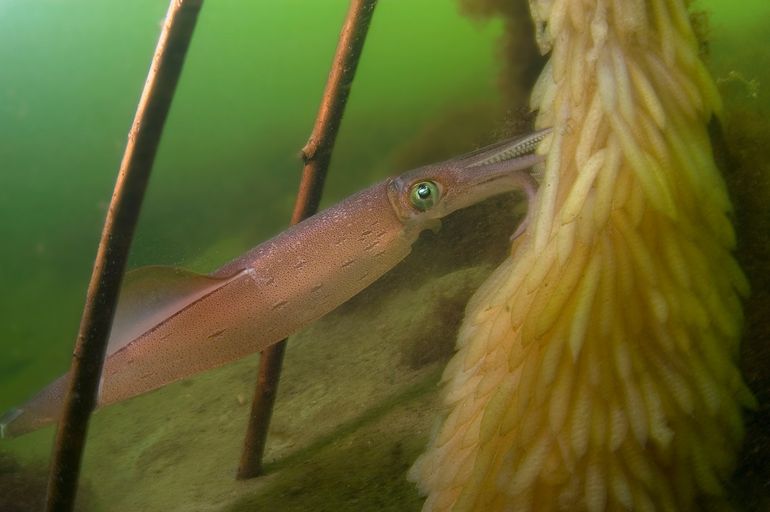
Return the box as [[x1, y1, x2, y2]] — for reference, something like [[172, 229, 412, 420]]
[[1, 128, 549, 438]]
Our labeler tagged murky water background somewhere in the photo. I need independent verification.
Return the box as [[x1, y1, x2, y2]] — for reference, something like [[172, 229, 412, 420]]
[[0, 0, 504, 412]]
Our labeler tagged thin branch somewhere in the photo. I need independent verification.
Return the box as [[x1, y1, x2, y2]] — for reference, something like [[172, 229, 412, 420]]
[[45, 1, 203, 510], [236, 0, 379, 480]]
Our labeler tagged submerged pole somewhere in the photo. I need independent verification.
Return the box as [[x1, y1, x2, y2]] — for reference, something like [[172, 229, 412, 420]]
[[45, 1, 203, 510], [236, 0, 379, 479]]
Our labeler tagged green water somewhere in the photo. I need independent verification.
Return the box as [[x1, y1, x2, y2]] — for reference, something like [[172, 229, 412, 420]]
[[0, 0, 503, 412], [2, 0, 766, 420]]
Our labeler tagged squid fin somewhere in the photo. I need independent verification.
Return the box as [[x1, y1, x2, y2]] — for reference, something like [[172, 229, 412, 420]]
[[108, 265, 240, 355], [0, 265, 246, 439]]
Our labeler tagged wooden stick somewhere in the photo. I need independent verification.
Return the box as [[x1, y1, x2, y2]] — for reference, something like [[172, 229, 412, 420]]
[[236, 0, 379, 479], [45, 2, 203, 510]]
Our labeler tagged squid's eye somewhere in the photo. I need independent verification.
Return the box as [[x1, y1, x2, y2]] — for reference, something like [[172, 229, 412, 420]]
[[409, 181, 440, 211]]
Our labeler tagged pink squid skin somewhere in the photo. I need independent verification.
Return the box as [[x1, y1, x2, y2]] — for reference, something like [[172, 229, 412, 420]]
[[1, 129, 549, 438], [103, 181, 412, 407]]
